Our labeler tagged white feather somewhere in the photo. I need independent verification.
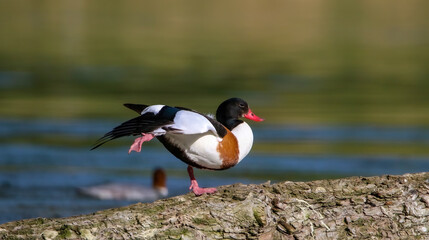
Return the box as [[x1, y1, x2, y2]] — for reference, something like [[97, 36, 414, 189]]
[[164, 132, 222, 169], [141, 105, 164, 115], [206, 113, 215, 119], [163, 121, 254, 170], [173, 110, 220, 138], [231, 122, 254, 163]]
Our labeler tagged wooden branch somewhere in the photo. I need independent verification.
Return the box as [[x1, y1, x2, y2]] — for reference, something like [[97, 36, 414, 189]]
[[1, 172, 429, 239]]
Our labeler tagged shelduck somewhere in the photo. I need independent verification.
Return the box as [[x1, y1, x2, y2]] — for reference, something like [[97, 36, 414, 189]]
[[78, 168, 168, 201], [92, 98, 263, 195]]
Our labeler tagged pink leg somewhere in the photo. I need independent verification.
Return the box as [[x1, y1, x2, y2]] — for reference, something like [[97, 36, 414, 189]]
[[128, 133, 155, 154], [187, 165, 217, 196]]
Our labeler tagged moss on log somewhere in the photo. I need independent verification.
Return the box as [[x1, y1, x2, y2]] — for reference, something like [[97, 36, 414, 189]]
[[1, 172, 429, 239]]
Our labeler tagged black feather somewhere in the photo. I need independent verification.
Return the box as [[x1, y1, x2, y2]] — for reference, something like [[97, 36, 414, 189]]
[[123, 103, 149, 114], [91, 114, 173, 150]]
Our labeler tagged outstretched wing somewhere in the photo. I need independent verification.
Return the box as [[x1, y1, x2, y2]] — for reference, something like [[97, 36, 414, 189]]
[[91, 114, 173, 150], [91, 104, 227, 150]]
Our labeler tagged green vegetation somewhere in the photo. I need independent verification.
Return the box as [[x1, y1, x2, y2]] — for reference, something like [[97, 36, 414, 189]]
[[0, 1, 428, 126], [57, 225, 74, 238]]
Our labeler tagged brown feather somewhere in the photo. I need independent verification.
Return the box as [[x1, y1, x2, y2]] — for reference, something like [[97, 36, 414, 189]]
[[218, 127, 239, 169]]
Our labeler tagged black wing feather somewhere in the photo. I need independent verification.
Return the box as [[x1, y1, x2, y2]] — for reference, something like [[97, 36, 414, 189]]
[[123, 103, 149, 114], [91, 114, 172, 150]]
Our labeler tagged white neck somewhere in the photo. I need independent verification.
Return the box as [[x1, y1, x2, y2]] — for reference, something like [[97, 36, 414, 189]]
[[231, 122, 254, 163]]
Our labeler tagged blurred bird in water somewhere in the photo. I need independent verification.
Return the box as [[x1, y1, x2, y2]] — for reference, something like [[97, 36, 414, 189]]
[[78, 168, 168, 201]]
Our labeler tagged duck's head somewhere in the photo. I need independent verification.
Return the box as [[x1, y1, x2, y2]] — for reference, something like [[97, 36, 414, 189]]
[[216, 98, 264, 128]]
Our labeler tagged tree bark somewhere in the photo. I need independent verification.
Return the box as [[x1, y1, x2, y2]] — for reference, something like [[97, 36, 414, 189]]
[[1, 172, 429, 239]]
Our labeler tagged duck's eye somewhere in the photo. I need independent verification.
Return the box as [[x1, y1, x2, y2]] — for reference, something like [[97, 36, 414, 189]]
[[239, 103, 245, 108]]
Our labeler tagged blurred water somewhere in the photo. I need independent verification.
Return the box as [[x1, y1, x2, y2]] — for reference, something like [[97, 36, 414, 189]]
[[0, 119, 428, 223]]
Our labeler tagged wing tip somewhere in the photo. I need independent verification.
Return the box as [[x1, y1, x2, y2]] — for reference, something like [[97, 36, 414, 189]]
[[90, 132, 115, 151], [90, 140, 107, 151], [124, 103, 148, 114]]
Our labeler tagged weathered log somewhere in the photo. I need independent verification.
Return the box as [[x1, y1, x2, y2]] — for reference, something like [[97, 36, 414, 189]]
[[1, 172, 429, 239]]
